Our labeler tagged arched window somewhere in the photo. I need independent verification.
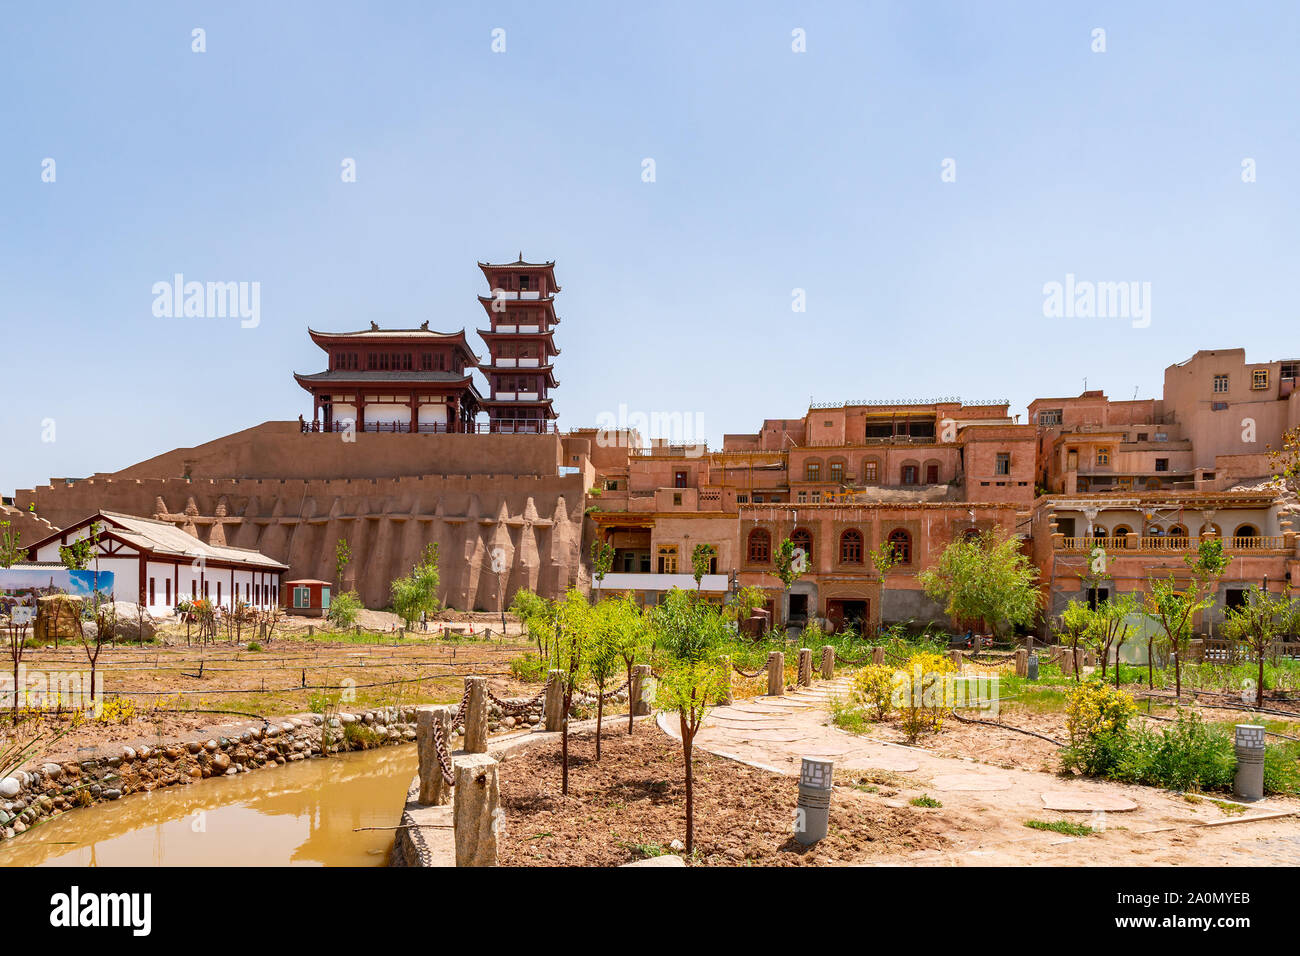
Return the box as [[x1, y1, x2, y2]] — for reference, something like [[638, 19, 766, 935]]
[[1092, 525, 1108, 538], [1168, 525, 1188, 542], [862, 458, 880, 483], [1199, 522, 1221, 538], [887, 528, 912, 564], [839, 529, 863, 564], [791, 527, 813, 559], [901, 463, 919, 485], [1235, 524, 1259, 539], [828, 459, 845, 483], [805, 460, 821, 482], [747, 528, 771, 563], [1113, 525, 1131, 539]]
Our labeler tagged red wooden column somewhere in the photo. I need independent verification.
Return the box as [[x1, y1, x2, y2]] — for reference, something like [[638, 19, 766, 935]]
[[409, 392, 419, 433]]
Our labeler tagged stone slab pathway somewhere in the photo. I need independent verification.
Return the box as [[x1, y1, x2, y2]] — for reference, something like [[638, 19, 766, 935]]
[[660, 676, 1300, 866]]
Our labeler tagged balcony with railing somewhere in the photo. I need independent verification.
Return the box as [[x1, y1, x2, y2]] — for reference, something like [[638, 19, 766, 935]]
[[1057, 534, 1289, 553]]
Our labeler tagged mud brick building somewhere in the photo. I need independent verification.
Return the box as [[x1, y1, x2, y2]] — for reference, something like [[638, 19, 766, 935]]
[[10, 258, 1299, 632]]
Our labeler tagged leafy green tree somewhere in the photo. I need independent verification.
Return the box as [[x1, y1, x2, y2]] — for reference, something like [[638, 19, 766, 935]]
[[1223, 586, 1296, 709], [589, 539, 614, 599], [588, 599, 628, 758], [1142, 538, 1229, 700], [0, 520, 24, 569], [58, 522, 100, 571], [335, 538, 352, 590], [1055, 600, 1093, 681], [650, 588, 728, 854], [690, 543, 717, 592], [511, 588, 553, 656], [771, 537, 808, 635], [919, 529, 1040, 641], [865, 541, 900, 637], [1086, 592, 1138, 684], [551, 589, 596, 794], [390, 543, 441, 627], [601, 594, 651, 734]]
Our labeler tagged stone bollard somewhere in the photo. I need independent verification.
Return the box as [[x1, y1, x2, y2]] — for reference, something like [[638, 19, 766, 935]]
[[766, 651, 785, 696], [820, 645, 835, 680], [462, 677, 488, 753], [798, 648, 813, 686], [795, 757, 833, 845], [717, 656, 734, 705], [1026, 652, 1039, 680], [416, 706, 453, 805], [1234, 724, 1266, 801], [871, 646, 885, 666], [629, 664, 654, 716], [1059, 650, 1076, 676], [453, 753, 500, 866], [1014, 649, 1028, 678], [949, 649, 963, 668], [544, 669, 565, 731]]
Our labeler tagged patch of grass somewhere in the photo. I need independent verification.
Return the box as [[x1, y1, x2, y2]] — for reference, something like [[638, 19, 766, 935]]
[[909, 794, 942, 808], [1208, 799, 1246, 816], [1024, 818, 1094, 837], [342, 721, 386, 750], [622, 840, 666, 858], [245, 641, 263, 652], [830, 700, 873, 734]]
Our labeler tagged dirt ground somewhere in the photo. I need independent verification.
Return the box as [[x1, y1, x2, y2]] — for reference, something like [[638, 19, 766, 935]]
[[496, 727, 949, 866], [6, 633, 537, 762], [676, 676, 1300, 866]]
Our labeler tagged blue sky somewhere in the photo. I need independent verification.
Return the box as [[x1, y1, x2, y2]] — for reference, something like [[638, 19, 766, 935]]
[[3, 1, 1298, 493]]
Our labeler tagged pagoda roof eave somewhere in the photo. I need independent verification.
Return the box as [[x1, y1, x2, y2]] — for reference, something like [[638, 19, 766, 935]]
[[477, 259, 559, 288], [293, 371, 480, 392], [307, 326, 481, 360]]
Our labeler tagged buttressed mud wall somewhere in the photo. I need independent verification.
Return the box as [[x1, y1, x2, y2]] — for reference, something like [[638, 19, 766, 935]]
[[18, 423, 591, 610]]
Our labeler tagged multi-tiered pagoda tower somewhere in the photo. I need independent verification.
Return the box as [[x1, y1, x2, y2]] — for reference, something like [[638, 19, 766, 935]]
[[475, 256, 561, 433]]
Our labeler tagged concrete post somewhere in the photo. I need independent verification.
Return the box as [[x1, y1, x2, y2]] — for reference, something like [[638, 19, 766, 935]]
[[820, 645, 835, 680], [462, 677, 488, 753], [795, 757, 833, 845], [453, 753, 500, 867], [717, 656, 734, 705], [871, 646, 885, 666], [543, 669, 565, 731], [766, 651, 785, 696], [798, 648, 813, 686], [416, 706, 452, 805], [1014, 648, 1028, 678], [629, 664, 654, 716], [1234, 724, 1266, 801]]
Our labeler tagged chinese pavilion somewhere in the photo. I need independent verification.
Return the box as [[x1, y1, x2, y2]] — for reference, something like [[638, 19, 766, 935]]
[[475, 255, 561, 432], [295, 323, 484, 433]]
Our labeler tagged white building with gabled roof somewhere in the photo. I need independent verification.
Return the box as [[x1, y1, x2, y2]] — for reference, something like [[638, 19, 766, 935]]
[[24, 511, 288, 613]]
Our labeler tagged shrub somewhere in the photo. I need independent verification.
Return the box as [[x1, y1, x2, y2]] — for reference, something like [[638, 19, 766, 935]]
[[328, 590, 363, 628], [1112, 712, 1235, 793], [1060, 680, 1136, 777], [343, 722, 385, 750], [852, 664, 896, 720], [246, 641, 262, 652], [894, 651, 956, 742], [1263, 744, 1300, 796]]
